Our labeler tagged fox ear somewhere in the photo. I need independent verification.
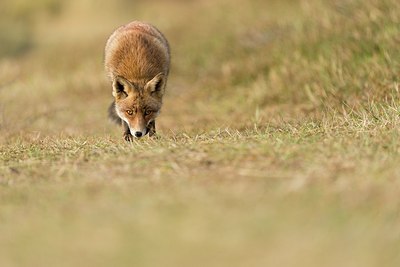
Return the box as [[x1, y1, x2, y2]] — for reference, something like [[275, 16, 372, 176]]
[[145, 73, 165, 97], [112, 76, 133, 99]]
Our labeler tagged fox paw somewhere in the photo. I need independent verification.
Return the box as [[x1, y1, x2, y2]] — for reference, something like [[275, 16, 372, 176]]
[[123, 133, 133, 142], [148, 132, 160, 139], [148, 130, 156, 137]]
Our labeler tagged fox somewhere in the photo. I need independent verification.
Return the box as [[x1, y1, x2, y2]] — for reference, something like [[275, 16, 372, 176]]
[[105, 21, 170, 141]]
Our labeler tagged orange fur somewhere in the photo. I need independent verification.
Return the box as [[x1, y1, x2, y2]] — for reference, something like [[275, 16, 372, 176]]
[[105, 21, 170, 140]]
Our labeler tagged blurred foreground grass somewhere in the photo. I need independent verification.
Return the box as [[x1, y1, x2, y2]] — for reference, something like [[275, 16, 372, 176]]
[[0, 0, 400, 266]]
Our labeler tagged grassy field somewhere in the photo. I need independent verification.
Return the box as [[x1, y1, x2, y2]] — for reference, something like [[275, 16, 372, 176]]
[[0, 0, 399, 266]]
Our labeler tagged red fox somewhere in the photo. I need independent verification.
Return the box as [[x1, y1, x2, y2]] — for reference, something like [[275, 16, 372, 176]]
[[105, 21, 170, 141]]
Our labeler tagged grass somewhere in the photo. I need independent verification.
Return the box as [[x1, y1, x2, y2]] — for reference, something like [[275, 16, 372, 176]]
[[0, 0, 400, 266]]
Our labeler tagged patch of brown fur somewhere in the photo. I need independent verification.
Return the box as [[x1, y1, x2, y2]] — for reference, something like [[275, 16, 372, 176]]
[[105, 21, 170, 85], [115, 90, 162, 122], [104, 21, 170, 139]]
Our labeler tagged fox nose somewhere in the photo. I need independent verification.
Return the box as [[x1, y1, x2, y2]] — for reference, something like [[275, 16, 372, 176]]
[[134, 131, 143, 138]]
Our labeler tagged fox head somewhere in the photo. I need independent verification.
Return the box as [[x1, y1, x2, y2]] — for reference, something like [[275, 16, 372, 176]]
[[112, 73, 165, 138]]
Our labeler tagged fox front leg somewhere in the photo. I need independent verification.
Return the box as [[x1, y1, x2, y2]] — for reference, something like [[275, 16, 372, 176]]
[[123, 121, 133, 142], [148, 121, 156, 137]]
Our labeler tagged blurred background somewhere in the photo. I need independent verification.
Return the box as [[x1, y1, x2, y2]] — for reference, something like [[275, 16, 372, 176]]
[[1, 0, 283, 139], [0, 0, 312, 140], [0, 0, 398, 141], [1, 1, 400, 267]]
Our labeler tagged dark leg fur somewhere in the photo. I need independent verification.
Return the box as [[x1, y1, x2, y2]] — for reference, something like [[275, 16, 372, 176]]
[[108, 101, 132, 141], [109, 101, 130, 141], [108, 101, 122, 125], [123, 121, 133, 142], [148, 121, 156, 137]]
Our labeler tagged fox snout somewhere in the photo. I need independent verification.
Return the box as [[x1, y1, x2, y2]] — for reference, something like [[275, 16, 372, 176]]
[[128, 118, 149, 138], [130, 127, 146, 138], [133, 131, 144, 138]]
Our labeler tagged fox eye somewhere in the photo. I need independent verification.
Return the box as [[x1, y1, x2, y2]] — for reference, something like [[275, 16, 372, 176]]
[[126, 110, 133, 115], [144, 110, 153, 116]]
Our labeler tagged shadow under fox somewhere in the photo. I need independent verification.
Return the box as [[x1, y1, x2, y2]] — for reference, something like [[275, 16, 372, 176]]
[[105, 21, 170, 141]]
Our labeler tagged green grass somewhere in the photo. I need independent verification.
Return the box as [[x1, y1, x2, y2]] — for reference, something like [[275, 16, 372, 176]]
[[0, 0, 400, 266]]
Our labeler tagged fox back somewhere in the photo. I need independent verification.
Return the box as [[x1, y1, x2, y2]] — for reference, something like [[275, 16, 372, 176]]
[[105, 21, 170, 82], [105, 21, 170, 140]]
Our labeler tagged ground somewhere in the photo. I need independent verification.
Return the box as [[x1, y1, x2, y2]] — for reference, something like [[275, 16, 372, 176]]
[[0, 0, 399, 266]]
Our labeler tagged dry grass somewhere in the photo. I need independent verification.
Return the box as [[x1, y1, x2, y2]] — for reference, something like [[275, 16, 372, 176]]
[[0, 0, 400, 266]]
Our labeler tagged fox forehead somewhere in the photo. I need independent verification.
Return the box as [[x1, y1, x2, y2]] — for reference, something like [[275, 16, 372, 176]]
[[115, 93, 161, 111]]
